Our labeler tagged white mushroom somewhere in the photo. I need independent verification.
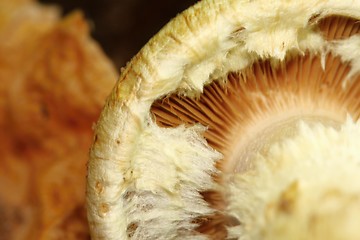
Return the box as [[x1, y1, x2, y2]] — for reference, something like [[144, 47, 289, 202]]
[[86, 0, 360, 239]]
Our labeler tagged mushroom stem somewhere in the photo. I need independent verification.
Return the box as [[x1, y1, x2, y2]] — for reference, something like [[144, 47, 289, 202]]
[[226, 117, 360, 240], [230, 115, 341, 173]]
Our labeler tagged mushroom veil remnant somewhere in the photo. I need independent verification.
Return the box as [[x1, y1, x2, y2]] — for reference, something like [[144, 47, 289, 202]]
[[86, 0, 360, 239]]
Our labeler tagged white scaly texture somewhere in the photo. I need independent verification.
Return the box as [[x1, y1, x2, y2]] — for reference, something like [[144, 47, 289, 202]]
[[87, 0, 360, 239], [87, 111, 221, 239], [331, 35, 360, 88], [122, 121, 220, 240], [112, 0, 360, 102], [226, 117, 360, 240]]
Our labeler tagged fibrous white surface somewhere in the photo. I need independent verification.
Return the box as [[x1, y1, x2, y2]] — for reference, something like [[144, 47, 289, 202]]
[[227, 118, 360, 240]]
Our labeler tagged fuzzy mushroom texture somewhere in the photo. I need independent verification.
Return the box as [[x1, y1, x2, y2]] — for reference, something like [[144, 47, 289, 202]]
[[86, 0, 360, 239]]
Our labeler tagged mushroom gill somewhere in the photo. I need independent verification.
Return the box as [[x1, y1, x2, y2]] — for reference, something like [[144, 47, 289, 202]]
[[86, 1, 360, 240], [150, 16, 360, 239]]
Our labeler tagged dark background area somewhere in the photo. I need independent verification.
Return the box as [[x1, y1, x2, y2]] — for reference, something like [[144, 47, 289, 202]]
[[39, 0, 197, 69]]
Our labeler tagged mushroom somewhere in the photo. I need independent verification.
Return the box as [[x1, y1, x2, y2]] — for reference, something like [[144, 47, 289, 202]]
[[86, 0, 360, 239], [0, 1, 117, 238]]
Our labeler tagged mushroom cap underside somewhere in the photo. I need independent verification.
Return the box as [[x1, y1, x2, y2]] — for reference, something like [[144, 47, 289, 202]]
[[86, 0, 360, 239]]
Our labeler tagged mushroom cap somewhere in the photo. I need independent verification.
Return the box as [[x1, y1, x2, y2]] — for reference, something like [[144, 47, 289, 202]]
[[86, 0, 360, 239]]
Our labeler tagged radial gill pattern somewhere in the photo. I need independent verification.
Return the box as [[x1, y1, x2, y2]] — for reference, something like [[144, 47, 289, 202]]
[[150, 15, 360, 239], [151, 53, 360, 169]]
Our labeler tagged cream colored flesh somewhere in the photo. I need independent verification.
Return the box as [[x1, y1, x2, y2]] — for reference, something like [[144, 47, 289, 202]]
[[86, 0, 360, 239]]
